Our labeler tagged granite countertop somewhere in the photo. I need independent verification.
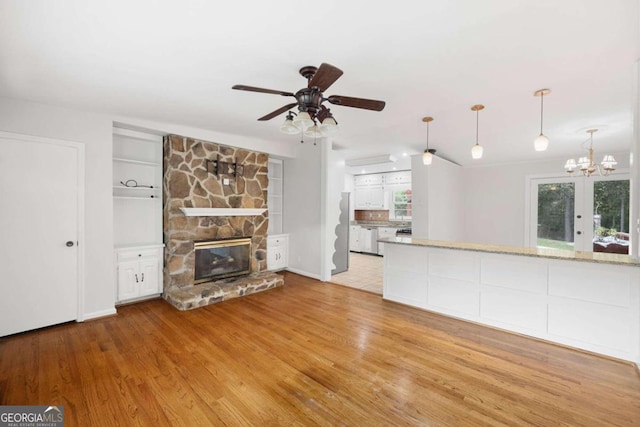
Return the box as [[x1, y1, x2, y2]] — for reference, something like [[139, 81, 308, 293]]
[[352, 221, 411, 228], [379, 236, 640, 267]]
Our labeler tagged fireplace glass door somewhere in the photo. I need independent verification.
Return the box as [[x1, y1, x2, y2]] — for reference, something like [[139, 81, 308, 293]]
[[194, 238, 251, 283]]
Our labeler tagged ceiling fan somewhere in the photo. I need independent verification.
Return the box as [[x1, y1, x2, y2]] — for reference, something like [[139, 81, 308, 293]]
[[232, 63, 385, 138]]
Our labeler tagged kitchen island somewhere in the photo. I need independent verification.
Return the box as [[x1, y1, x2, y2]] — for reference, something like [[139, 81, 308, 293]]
[[380, 236, 640, 364]]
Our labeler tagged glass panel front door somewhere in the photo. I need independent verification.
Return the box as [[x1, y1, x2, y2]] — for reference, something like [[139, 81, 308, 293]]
[[535, 181, 576, 251]]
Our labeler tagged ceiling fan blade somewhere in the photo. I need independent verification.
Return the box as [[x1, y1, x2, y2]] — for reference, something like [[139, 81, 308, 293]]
[[327, 95, 386, 111], [232, 85, 294, 97], [308, 63, 343, 91], [257, 103, 298, 121]]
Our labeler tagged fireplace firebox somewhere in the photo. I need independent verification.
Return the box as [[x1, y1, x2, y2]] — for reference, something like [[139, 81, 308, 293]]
[[194, 237, 252, 283]]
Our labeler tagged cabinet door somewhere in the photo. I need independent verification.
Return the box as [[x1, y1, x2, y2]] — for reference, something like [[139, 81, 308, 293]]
[[369, 187, 384, 208], [139, 257, 160, 296], [117, 260, 140, 301], [349, 226, 361, 251], [359, 228, 373, 253], [354, 188, 368, 209]]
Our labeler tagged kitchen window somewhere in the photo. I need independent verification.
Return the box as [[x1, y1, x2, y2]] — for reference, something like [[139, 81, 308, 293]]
[[390, 187, 412, 220]]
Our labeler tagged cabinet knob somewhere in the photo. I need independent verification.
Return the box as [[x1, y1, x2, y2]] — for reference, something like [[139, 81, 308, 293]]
[[65, 241, 75, 247], [577, 231, 582, 235]]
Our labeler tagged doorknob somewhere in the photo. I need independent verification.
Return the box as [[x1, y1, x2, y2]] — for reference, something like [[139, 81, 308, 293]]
[[66, 241, 75, 247]]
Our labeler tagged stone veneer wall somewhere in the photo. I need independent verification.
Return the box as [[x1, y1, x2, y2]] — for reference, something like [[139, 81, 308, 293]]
[[163, 135, 269, 290]]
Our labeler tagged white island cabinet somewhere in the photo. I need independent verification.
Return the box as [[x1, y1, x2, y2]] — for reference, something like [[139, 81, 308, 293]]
[[381, 237, 640, 364]]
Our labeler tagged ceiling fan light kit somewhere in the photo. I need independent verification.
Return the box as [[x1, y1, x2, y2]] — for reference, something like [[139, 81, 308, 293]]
[[232, 63, 385, 141], [533, 88, 551, 152]]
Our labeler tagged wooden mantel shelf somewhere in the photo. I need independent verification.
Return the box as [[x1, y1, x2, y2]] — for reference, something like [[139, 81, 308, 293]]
[[179, 208, 267, 217]]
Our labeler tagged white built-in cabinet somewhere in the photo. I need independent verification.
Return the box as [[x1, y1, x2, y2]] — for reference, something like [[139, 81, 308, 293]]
[[267, 234, 289, 271], [115, 246, 162, 302], [267, 158, 288, 271], [113, 127, 164, 303]]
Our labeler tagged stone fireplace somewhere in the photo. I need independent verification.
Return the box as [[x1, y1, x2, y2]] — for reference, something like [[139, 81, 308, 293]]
[[162, 135, 283, 310]]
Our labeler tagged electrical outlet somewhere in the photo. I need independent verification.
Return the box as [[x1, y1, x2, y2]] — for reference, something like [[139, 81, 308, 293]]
[[223, 178, 230, 185]]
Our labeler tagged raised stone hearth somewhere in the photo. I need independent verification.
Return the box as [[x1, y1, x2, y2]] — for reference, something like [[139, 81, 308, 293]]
[[164, 271, 284, 311]]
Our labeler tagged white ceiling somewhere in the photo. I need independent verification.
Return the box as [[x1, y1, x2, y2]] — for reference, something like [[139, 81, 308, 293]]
[[1, 1, 638, 168]]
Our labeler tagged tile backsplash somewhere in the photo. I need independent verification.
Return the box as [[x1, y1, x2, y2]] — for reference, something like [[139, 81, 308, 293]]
[[354, 210, 389, 222]]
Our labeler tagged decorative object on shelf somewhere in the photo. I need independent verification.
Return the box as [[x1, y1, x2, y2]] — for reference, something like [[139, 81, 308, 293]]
[[206, 156, 244, 177], [119, 179, 155, 189], [533, 88, 551, 151], [470, 104, 485, 159], [232, 63, 385, 142], [422, 116, 436, 165], [564, 129, 617, 177]]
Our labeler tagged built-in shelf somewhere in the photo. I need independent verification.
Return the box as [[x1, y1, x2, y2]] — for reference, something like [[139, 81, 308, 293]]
[[113, 185, 160, 191], [113, 157, 161, 166], [179, 208, 267, 217], [114, 196, 161, 200]]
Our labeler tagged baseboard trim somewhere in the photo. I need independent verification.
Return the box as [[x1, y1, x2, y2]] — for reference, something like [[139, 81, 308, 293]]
[[285, 267, 322, 281], [81, 308, 117, 322]]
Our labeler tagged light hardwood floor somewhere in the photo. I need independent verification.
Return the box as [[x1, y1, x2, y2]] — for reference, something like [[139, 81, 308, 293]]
[[1, 272, 639, 426]]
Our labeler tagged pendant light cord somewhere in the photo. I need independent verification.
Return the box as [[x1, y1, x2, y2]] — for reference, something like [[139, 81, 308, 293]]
[[540, 92, 544, 134], [475, 109, 479, 145], [426, 121, 430, 150]]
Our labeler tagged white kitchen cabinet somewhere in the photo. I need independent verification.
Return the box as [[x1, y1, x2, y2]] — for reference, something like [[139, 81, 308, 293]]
[[383, 171, 411, 185], [354, 186, 384, 209], [267, 234, 289, 271], [116, 245, 163, 303], [377, 227, 397, 255], [349, 225, 361, 252], [355, 173, 383, 187]]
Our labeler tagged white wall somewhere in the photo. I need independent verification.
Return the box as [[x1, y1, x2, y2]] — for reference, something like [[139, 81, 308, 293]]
[[463, 153, 631, 247], [411, 154, 464, 241], [632, 60, 640, 259], [0, 97, 115, 319], [283, 141, 324, 279], [113, 115, 296, 159]]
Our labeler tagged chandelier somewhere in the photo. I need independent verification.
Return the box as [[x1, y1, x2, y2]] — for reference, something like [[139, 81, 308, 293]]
[[564, 129, 617, 177]]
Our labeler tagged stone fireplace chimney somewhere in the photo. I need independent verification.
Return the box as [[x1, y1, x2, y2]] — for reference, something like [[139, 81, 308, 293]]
[[162, 135, 269, 291]]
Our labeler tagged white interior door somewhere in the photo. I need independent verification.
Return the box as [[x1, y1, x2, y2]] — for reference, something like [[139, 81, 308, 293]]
[[0, 133, 82, 336]]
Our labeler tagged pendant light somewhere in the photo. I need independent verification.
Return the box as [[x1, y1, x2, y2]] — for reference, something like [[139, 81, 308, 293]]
[[533, 89, 550, 151], [422, 116, 436, 165], [470, 104, 484, 159]]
